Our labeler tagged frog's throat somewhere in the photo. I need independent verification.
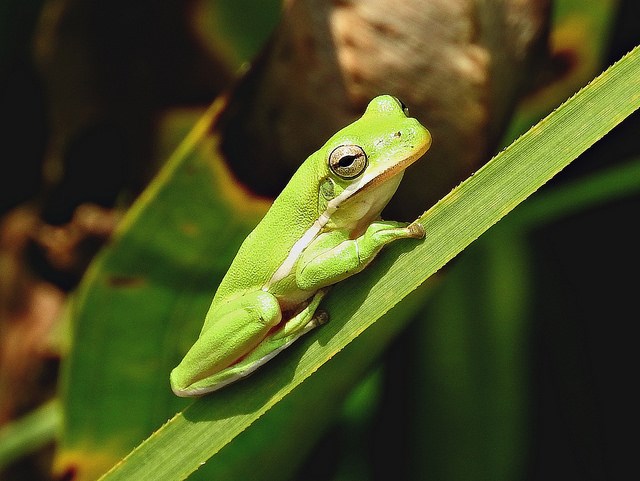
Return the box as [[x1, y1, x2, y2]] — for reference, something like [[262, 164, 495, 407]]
[[263, 146, 426, 289]]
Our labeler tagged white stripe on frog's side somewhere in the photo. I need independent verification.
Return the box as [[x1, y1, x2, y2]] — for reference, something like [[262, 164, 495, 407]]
[[263, 176, 367, 289]]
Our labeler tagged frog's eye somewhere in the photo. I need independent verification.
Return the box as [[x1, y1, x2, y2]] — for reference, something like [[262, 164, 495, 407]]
[[328, 145, 368, 179]]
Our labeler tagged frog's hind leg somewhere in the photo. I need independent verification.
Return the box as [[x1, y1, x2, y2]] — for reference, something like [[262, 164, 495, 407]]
[[188, 289, 329, 393], [170, 290, 282, 396]]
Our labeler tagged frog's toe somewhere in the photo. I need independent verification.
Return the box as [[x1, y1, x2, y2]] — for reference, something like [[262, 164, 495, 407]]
[[407, 222, 426, 239], [313, 309, 329, 327]]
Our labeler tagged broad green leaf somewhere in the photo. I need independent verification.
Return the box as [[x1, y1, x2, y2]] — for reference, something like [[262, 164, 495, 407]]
[[97, 44, 640, 481], [54, 101, 271, 480]]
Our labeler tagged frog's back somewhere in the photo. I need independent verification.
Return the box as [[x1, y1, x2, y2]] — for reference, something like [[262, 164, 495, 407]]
[[212, 157, 322, 303]]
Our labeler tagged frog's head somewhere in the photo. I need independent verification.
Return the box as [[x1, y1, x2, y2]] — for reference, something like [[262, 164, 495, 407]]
[[316, 95, 431, 229]]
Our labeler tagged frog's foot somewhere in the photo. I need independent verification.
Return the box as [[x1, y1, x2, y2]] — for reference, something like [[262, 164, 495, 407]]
[[406, 221, 426, 239], [312, 309, 329, 328]]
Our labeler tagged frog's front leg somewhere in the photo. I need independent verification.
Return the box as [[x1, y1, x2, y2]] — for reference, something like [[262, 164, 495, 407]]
[[296, 220, 425, 291]]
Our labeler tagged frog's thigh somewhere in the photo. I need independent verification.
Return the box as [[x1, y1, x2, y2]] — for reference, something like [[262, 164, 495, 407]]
[[174, 290, 281, 386], [192, 290, 329, 392]]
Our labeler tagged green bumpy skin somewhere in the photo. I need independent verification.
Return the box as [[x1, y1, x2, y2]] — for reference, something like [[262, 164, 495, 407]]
[[170, 95, 431, 396]]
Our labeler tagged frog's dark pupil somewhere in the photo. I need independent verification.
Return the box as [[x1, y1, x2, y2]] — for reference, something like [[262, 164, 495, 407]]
[[339, 155, 357, 167]]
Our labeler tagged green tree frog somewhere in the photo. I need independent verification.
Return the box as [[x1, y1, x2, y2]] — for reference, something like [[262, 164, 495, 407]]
[[170, 95, 431, 396]]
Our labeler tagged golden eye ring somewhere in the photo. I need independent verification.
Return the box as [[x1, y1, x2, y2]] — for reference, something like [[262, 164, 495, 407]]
[[328, 145, 368, 179]]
